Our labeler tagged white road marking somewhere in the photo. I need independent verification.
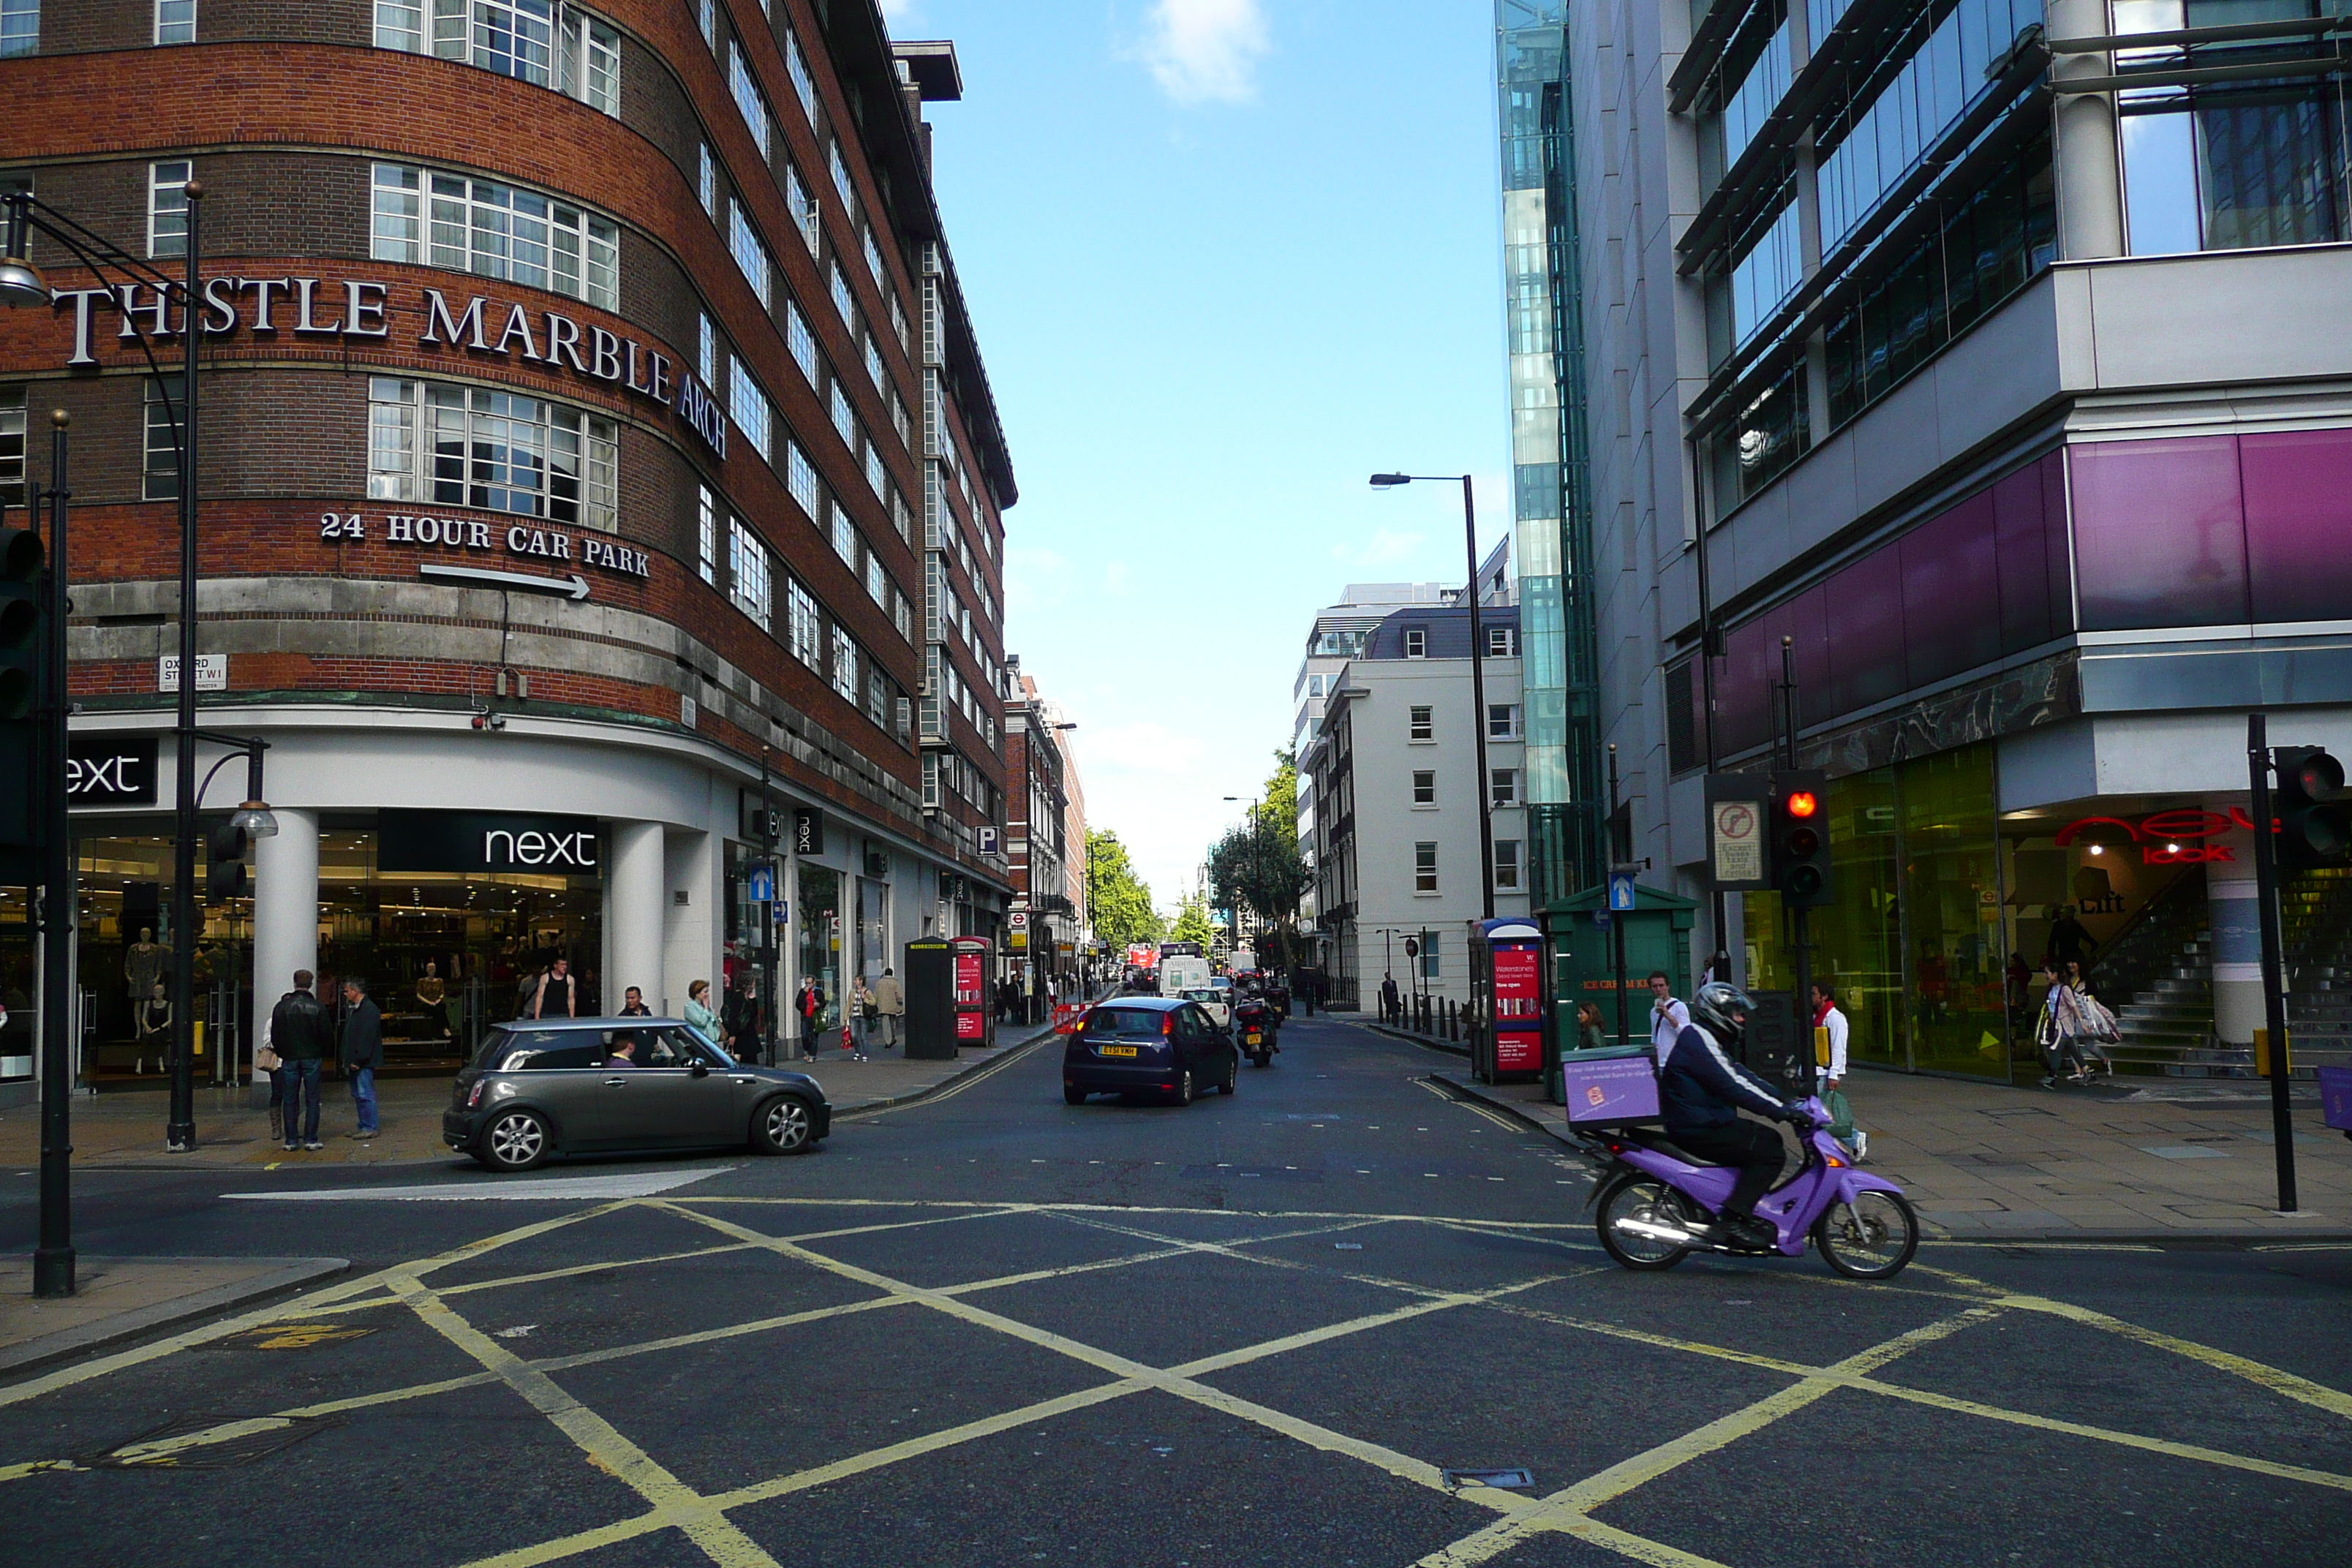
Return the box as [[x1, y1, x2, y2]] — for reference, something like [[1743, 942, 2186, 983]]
[[225, 1168, 734, 1202]]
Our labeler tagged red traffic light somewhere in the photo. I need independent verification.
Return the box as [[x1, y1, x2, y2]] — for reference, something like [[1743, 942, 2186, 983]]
[[1786, 791, 1819, 818]]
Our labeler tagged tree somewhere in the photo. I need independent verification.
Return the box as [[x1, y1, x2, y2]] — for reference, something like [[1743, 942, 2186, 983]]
[[1085, 829, 1164, 951], [1169, 894, 1218, 954], [1207, 748, 1311, 968]]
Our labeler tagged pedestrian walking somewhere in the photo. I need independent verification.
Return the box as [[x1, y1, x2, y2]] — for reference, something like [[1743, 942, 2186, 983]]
[[1809, 981, 1866, 1162], [340, 977, 383, 1139], [270, 970, 331, 1152], [1379, 972, 1400, 1025], [852, 978, 877, 1060], [1648, 971, 1691, 1060], [874, 967, 905, 1049], [618, 986, 652, 1017], [2036, 959, 2086, 1089], [729, 976, 766, 1065], [1576, 1000, 1607, 1051], [683, 979, 723, 1049], [528, 957, 578, 1019]]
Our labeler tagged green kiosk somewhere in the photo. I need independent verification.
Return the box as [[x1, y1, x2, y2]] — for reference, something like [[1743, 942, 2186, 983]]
[[1540, 881, 1697, 1104]]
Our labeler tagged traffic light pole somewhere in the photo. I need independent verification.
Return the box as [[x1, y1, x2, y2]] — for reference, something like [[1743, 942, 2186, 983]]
[[1782, 638, 1812, 1093], [2247, 712, 2298, 1213], [33, 415, 74, 1298]]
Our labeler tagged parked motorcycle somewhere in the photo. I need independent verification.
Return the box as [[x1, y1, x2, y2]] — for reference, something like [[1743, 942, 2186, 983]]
[[1572, 1098, 1919, 1279], [1234, 999, 1278, 1067]]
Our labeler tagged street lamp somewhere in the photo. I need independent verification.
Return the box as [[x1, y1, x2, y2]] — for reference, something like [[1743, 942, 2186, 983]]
[[1369, 473, 1496, 921], [4, 184, 208, 1153]]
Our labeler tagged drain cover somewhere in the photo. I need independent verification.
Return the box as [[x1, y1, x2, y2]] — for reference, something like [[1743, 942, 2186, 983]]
[[88, 1412, 344, 1471], [1444, 1467, 1535, 1490]]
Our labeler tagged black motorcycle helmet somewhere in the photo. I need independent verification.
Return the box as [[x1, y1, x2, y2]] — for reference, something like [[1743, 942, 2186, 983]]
[[1690, 981, 1754, 1047]]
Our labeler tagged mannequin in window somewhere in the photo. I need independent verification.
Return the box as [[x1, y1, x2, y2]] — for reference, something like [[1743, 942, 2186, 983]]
[[135, 981, 172, 1063], [415, 960, 451, 1041], [125, 927, 168, 1016]]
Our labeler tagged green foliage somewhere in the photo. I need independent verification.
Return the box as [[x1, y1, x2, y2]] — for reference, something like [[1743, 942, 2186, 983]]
[[1169, 894, 1218, 954], [1085, 829, 1164, 950]]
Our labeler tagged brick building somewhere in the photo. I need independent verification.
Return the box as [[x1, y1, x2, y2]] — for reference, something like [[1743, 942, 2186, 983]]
[[1001, 660, 1074, 1011], [0, 0, 1015, 1074]]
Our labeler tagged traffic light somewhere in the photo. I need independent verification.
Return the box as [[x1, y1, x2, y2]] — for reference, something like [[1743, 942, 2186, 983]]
[[1771, 769, 1833, 908], [206, 821, 250, 902], [0, 519, 43, 851], [2273, 747, 2348, 870]]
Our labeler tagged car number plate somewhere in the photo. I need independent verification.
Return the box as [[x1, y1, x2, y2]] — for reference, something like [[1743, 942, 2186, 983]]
[[1246, 1032, 1262, 1044], [1098, 1044, 1138, 1058]]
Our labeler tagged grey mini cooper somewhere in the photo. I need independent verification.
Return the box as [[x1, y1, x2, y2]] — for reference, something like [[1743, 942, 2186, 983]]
[[443, 1018, 831, 1172]]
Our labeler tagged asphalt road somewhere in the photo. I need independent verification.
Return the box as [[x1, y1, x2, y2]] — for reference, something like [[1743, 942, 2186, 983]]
[[1, 1013, 2348, 1567]]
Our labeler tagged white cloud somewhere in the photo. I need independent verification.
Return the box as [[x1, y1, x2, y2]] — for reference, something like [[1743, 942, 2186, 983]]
[[1132, 0, 1270, 105]]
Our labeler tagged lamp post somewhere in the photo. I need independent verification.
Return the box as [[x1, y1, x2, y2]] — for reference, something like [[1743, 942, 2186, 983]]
[[3, 186, 214, 1169], [1370, 474, 1495, 921]]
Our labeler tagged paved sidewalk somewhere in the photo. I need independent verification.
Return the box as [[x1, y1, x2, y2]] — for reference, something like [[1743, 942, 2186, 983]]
[[0, 1020, 1063, 1172], [0, 1254, 349, 1379]]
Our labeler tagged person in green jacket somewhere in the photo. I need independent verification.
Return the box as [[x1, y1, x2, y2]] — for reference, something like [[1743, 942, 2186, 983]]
[[683, 979, 723, 1050]]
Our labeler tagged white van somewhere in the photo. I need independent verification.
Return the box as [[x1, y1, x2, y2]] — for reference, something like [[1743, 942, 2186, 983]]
[[1159, 956, 1210, 998]]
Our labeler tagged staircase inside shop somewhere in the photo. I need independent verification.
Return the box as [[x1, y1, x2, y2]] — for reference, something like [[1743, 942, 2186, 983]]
[[2092, 864, 2352, 1078]]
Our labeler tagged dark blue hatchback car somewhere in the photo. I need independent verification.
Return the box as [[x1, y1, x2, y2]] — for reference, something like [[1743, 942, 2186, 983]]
[[1062, 996, 1238, 1107]]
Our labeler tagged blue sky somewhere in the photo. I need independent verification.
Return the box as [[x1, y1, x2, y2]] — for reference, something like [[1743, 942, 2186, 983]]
[[884, 0, 1513, 908]]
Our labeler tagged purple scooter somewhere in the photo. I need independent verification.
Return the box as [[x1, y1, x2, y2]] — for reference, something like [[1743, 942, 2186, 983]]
[[1575, 1098, 1920, 1278]]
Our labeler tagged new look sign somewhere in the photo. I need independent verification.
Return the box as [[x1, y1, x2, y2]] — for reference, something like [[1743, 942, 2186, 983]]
[[378, 810, 603, 875]]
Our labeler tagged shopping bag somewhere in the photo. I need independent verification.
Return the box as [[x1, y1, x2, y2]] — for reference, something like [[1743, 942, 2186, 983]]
[[1822, 1087, 1856, 1143]]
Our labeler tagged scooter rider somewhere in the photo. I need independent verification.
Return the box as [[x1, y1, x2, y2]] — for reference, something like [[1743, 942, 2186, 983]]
[[1661, 981, 1813, 1248]]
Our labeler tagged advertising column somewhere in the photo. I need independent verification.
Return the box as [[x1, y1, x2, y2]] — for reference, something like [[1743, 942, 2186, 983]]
[[952, 935, 993, 1047], [1475, 917, 1545, 1083]]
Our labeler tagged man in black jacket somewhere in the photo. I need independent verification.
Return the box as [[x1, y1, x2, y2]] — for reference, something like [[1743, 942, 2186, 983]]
[[1659, 982, 1809, 1248], [270, 970, 331, 1152], [340, 977, 383, 1139]]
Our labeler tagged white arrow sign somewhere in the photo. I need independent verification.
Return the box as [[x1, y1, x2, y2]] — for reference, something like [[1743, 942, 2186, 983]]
[[419, 562, 592, 601]]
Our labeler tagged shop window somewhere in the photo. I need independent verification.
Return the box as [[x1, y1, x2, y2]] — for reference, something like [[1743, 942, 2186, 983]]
[[155, 0, 195, 44], [367, 377, 617, 529], [372, 165, 619, 310]]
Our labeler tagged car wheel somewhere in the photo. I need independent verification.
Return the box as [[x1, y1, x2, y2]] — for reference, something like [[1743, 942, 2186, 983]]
[[753, 1095, 815, 1155], [1174, 1069, 1194, 1107], [483, 1109, 550, 1172], [1063, 1086, 1088, 1106], [1221, 1060, 1237, 1095]]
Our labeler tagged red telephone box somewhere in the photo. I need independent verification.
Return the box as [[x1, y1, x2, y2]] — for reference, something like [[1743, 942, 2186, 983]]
[[1471, 918, 1547, 1083]]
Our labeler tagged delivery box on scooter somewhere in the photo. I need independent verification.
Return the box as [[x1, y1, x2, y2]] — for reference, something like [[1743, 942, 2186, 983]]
[[1559, 1044, 1662, 1128]]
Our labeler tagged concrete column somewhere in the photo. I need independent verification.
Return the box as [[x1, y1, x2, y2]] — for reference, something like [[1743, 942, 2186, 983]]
[[607, 821, 665, 1015], [2206, 808, 2262, 1047], [2051, 0, 2125, 260], [661, 829, 716, 1017], [252, 807, 319, 1082]]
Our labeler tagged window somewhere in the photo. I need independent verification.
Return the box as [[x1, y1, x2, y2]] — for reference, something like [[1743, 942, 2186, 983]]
[[729, 40, 770, 157], [1411, 770, 1436, 807], [0, 387, 24, 508], [829, 261, 855, 324], [698, 143, 716, 215], [1414, 841, 1438, 894], [727, 354, 771, 460], [783, 23, 814, 111], [1307, 674, 1326, 698], [698, 313, 717, 385], [830, 503, 855, 565], [1488, 704, 1521, 740], [868, 669, 888, 728], [1493, 840, 1521, 892], [156, 0, 196, 43], [148, 161, 191, 259], [828, 139, 855, 209], [728, 199, 772, 306], [368, 377, 618, 528], [829, 382, 855, 445], [862, 226, 886, 286], [785, 162, 818, 252], [0, 0, 34, 57], [785, 301, 817, 380], [775, 444, 816, 520], [864, 442, 885, 497], [728, 518, 769, 629], [144, 383, 181, 501], [865, 554, 884, 603], [788, 580, 820, 668], [696, 486, 717, 584], [1486, 625, 1517, 657], [374, 1, 619, 114], [696, 0, 712, 46], [864, 333, 885, 389], [1490, 769, 1518, 807], [1402, 625, 1428, 658], [1420, 932, 1441, 979], [1408, 705, 1433, 742], [372, 165, 619, 309], [893, 590, 911, 643], [831, 624, 858, 703]]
